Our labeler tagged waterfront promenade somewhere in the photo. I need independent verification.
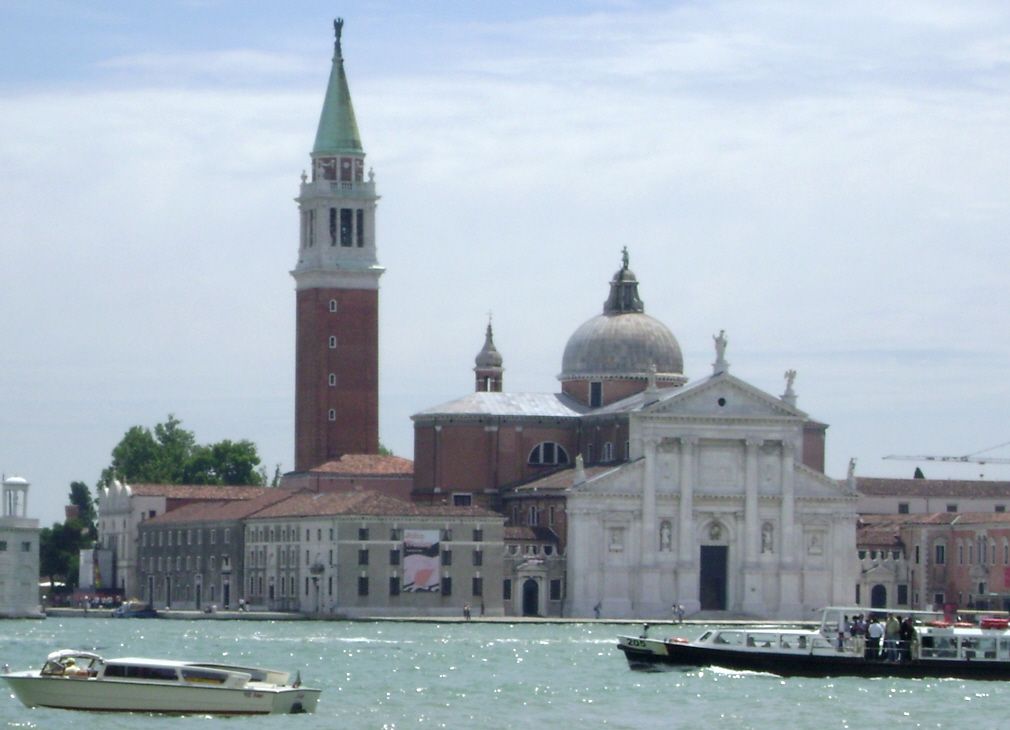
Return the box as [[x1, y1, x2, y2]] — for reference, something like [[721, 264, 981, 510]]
[[43, 606, 817, 627]]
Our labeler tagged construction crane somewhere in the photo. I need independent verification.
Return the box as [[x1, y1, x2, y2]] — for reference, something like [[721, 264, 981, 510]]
[[884, 440, 1010, 465]]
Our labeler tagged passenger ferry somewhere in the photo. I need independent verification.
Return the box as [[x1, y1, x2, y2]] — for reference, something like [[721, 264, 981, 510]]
[[617, 607, 1010, 679], [1, 650, 320, 714]]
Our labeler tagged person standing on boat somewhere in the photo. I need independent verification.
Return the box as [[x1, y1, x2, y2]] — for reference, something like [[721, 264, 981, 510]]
[[884, 614, 901, 661], [850, 614, 866, 655], [899, 616, 916, 662], [866, 616, 884, 659]]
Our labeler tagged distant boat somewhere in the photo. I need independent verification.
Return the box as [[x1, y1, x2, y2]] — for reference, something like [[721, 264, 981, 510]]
[[111, 601, 158, 619], [617, 607, 1010, 680], [2, 650, 321, 714]]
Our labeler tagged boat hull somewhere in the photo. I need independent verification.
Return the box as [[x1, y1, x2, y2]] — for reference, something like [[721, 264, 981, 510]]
[[617, 636, 1010, 680], [2, 674, 320, 714]]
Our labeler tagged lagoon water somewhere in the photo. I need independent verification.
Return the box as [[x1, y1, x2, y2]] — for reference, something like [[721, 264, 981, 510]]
[[1, 618, 1007, 728]]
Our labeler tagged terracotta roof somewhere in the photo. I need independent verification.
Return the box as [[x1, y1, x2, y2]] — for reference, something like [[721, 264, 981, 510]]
[[302, 454, 414, 476], [124, 484, 267, 500], [143, 490, 298, 524], [857, 527, 904, 548], [247, 490, 500, 520], [856, 478, 1010, 498], [504, 525, 558, 542], [949, 512, 1010, 526], [858, 513, 959, 527]]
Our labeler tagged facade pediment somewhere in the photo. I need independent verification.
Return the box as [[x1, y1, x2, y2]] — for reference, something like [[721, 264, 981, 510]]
[[795, 463, 858, 501], [572, 460, 642, 496], [642, 373, 806, 422]]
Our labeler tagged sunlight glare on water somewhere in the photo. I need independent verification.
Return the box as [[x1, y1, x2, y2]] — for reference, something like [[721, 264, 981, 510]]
[[2, 619, 1010, 728]]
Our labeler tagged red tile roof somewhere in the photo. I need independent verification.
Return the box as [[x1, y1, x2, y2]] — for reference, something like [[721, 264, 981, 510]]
[[248, 490, 499, 520], [504, 526, 558, 542], [856, 478, 1010, 498], [302, 454, 414, 476], [125, 484, 267, 500], [144, 489, 298, 524]]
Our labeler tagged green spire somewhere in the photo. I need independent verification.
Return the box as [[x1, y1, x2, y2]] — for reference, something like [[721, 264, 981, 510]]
[[313, 18, 363, 156]]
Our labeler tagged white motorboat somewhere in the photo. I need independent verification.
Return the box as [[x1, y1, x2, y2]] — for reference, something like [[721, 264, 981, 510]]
[[1, 650, 321, 714]]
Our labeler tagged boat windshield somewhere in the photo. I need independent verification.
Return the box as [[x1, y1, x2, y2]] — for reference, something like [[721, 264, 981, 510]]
[[103, 664, 178, 682]]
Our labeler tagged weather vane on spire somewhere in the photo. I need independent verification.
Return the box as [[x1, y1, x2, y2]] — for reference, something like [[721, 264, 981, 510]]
[[334, 17, 344, 56]]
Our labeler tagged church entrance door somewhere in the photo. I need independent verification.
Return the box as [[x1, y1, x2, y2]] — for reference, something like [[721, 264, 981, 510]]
[[699, 546, 728, 610], [522, 578, 539, 616], [871, 584, 887, 608]]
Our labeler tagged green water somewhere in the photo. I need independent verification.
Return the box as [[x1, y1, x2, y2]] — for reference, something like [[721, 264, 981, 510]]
[[0, 618, 1006, 728]]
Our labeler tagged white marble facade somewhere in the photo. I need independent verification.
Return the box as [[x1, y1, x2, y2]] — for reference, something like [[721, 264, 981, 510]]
[[566, 370, 859, 620]]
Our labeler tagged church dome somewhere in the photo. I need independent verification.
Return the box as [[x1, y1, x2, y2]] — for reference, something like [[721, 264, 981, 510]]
[[559, 252, 684, 383], [474, 323, 503, 368]]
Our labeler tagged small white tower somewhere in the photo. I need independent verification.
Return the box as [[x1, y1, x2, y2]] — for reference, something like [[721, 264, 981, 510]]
[[0, 475, 42, 617]]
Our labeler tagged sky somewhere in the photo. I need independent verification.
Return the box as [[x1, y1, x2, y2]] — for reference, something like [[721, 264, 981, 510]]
[[2, 0, 1010, 527]]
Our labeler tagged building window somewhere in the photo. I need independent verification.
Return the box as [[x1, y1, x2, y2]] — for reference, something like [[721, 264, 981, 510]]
[[603, 442, 614, 462], [947, 504, 958, 513], [934, 592, 945, 607], [473, 550, 483, 566], [389, 576, 400, 596], [21, 541, 31, 552], [358, 527, 369, 541], [358, 576, 369, 596], [441, 576, 452, 595], [356, 209, 364, 247], [511, 506, 518, 525], [358, 549, 369, 566], [329, 299, 338, 313], [329, 373, 337, 386], [224, 528, 230, 544], [898, 503, 909, 514], [328, 409, 337, 421], [935, 544, 946, 565], [528, 442, 570, 466], [390, 549, 400, 565], [328, 335, 337, 349], [441, 550, 452, 566], [915, 545, 920, 564], [472, 577, 483, 597], [624, 440, 630, 460], [528, 506, 538, 526], [390, 528, 401, 540], [586, 443, 593, 463], [329, 207, 337, 246], [549, 506, 555, 526], [210, 530, 216, 545], [590, 381, 602, 407], [441, 529, 453, 541], [997, 505, 1006, 513], [453, 493, 472, 507], [897, 584, 909, 605], [340, 208, 353, 246], [550, 579, 562, 601], [307, 209, 315, 247], [473, 528, 483, 542], [305, 577, 310, 596], [503, 579, 512, 600]]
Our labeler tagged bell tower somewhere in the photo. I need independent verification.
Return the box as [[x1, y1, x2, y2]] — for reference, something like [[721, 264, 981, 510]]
[[292, 19, 383, 470]]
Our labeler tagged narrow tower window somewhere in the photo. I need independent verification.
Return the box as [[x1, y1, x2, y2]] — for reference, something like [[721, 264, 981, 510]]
[[356, 209, 364, 247], [328, 409, 336, 422], [340, 208, 353, 246], [328, 373, 337, 387], [328, 335, 337, 349], [308, 210, 315, 247], [328, 299, 338, 313], [329, 208, 337, 246], [590, 381, 602, 407]]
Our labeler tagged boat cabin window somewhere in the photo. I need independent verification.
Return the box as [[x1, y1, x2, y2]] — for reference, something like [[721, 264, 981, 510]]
[[779, 634, 807, 650], [713, 631, 744, 646], [919, 635, 958, 659], [181, 668, 228, 685], [698, 631, 713, 642], [103, 664, 178, 681], [746, 634, 776, 649], [961, 637, 998, 660]]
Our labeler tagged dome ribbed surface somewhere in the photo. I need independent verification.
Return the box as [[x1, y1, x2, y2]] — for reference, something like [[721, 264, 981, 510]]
[[560, 312, 683, 380]]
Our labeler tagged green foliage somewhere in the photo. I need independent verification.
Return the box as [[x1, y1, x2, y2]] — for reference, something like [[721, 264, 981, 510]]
[[100, 414, 264, 487], [39, 480, 102, 588], [378, 442, 394, 457]]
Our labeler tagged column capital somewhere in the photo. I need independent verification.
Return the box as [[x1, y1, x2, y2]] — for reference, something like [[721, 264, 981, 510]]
[[680, 436, 699, 448], [745, 437, 764, 448], [781, 439, 796, 456]]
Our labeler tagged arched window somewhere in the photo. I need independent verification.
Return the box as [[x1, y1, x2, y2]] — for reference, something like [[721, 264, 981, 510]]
[[328, 409, 336, 421], [328, 335, 337, 349], [328, 299, 338, 313], [328, 373, 337, 387], [528, 442, 570, 466]]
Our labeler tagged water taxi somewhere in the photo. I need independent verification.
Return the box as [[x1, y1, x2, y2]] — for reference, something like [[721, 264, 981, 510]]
[[1, 650, 320, 714], [617, 607, 1010, 679]]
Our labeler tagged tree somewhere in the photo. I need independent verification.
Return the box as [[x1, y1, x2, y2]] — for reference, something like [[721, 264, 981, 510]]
[[101, 414, 265, 487], [39, 482, 97, 590]]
